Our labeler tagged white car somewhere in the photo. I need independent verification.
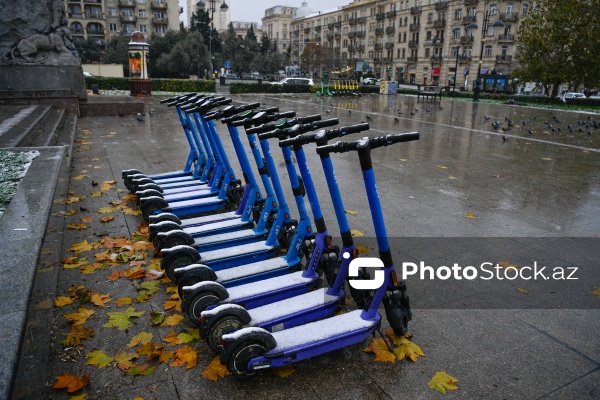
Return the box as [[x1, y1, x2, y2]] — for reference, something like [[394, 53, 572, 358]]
[[83, 72, 95, 77], [564, 92, 586, 99], [271, 77, 314, 86], [588, 93, 600, 99], [362, 77, 377, 85]]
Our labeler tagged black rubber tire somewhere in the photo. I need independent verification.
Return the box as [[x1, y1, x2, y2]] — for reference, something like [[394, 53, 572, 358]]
[[182, 292, 219, 326], [227, 341, 267, 380], [392, 310, 409, 337], [207, 316, 244, 353], [149, 214, 182, 225], [157, 234, 192, 252], [176, 274, 204, 298], [163, 254, 195, 281], [141, 202, 162, 222]]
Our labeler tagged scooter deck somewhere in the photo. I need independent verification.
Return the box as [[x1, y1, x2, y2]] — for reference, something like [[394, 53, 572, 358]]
[[182, 217, 251, 235], [193, 229, 257, 247], [224, 271, 315, 303], [156, 187, 214, 202], [201, 241, 275, 263]]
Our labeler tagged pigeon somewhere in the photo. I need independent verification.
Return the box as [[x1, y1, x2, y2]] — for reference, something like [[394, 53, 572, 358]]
[[502, 135, 509, 142], [567, 124, 573, 129], [118, 112, 125, 117], [365, 115, 372, 121], [588, 131, 592, 136], [149, 111, 155, 116], [136, 112, 143, 122], [348, 110, 351, 114], [501, 127, 511, 133], [410, 111, 415, 116], [326, 109, 331, 114], [484, 115, 491, 121], [397, 109, 403, 114], [528, 130, 535, 135], [394, 118, 399, 123], [425, 107, 431, 112], [552, 116, 560, 123], [531, 116, 537, 121]]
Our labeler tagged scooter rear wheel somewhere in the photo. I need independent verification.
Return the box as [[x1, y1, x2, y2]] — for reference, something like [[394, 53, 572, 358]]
[[227, 341, 267, 380], [176, 274, 204, 298], [207, 316, 244, 353], [163, 254, 195, 281]]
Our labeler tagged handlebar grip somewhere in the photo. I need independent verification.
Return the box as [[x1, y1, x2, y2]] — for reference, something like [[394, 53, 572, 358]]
[[277, 111, 296, 119], [296, 114, 321, 124], [316, 140, 351, 155], [339, 122, 370, 136], [278, 132, 317, 147], [370, 132, 420, 149], [237, 102, 261, 113], [204, 110, 223, 121], [311, 118, 339, 129], [261, 107, 279, 114]]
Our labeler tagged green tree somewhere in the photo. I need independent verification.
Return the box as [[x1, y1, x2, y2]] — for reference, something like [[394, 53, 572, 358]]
[[260, 33, 272, 54], [189, 10, 222, 54], [148, 30, 187, 78], [154, 31, 209, 78], [103, 35, 129, 74], [514, 0, 600, 96], [300, 41, 329, 78], [246, 24, 257, 42], [73, 37, 102, 63]]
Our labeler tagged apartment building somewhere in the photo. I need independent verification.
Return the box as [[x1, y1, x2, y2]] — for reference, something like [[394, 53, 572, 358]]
[[289, 0, 528, 91], [229, 22, 262, 40], [66, 0, 180, 46], [262, 5, 299, 54]]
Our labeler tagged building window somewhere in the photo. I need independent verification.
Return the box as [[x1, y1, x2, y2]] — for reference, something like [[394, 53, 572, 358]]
[[455, 9, 462, 19], [107, 7, 117, 16], [138, 9, 146, 18], [485, 45, 492, 56], [140, 24, 147, 32], [522, 3, 529, 15], [122, 8, 133, 16], [428, 13, 433, 23], [108, 23, 118, 31], [452, 28, 460, 38], [425, 48, 430, 57], [155, 25, 166, 33], [153, 10, 165, 19]]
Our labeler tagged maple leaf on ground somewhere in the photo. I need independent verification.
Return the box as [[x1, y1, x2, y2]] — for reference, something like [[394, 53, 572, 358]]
[[355, 243, 370, 255], [64, 308, 95, 326], [161, 314, 184, 327], [114, 351, 138, 370], [122, 207, 142, 216], [132, 241, 154, 251], [53, 373, 90, 393], [127, 364, 156, 376], [464, 212, 476, 219], [362, 337, 396, 363], [86, 349, 114, 368], [390, 336, 425, 362], [125, 266, 146, 280], [103, 307, 145, 330], [127, 331, 153, 348], [90, 293, 111, 307], [164, 297, 181, 312], [79, 217, 94, 223], [272, 365, 296, 378], [177, 330, 198, 344], [67, 223, 90, 230], [517, 287, 529, 294], [94, 250, 112, 262], [107, 270, 125, 281], [90, 191, 102, 197], [428, 371, 459, 394], [593, 287, 600, 298], [201, 356, 230, 380], [163, 331, 180, 346], [351, 229, 365, 237], [115, 297, 133, 307], [69, 240, 93, 253], [100, 215, 115, 223], [55, 296, 74, 307], [171, 345, 198, 369], [66, 196, 85, 205], [123, 193, 137, 201], [69, 394, 89, 400], [97, 206, 118, 214], [61, 325, 94, 346], [345, 209, 359, 215]]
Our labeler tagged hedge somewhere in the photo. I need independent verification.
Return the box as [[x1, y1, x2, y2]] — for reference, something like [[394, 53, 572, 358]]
[[229, 82, 313, 94], [84, 77, 216, 93]]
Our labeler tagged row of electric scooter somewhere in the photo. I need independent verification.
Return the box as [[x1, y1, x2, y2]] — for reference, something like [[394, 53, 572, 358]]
[[121, 93, 419, 379]]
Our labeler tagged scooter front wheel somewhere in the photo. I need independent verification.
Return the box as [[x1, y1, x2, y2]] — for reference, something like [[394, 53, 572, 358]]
[[227, 341, 267, 380], [207, 316, 244, 353], [182, 292, 219, 325]]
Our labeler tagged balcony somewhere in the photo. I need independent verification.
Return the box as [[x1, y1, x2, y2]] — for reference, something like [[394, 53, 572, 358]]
[[83, 0, 102, 3], [356, 31, 365, 38], [430, 55, 443, 64], [386, 26, 395, 34], [499, 12, 518, 22], [152, 17, 168, 24], [376, 13, 384, 20], [328, 22, 335, 29], [460, 35, 474, 44], [327, 33, 334, 40], [118, 0, 136, 6], [497, 34, 515, 43], [375, 43, 384, 50], [433, 19, 446, 28], [385, 42, 394, 49], [409, 23, 420, 31], [408, 40, 419, 48], [407, 56, 418, 64], [316, 36, 322, 42], [374, 57, 382, 63], [355, 44, 365, 51], [386, 11, 396, 19], [68, 12, 84, 18], [86, 11, 103, 19], [348, 31, 356, 38], [462, 15, 476, 24], [304, 28, 310, 34], [357, 16, 367, 23], [496, 55, 512, 63], [348, 18, 357, 25], [151, 1, 167, 9], [457, 55, 472, 64], [120, 14, 137, 22], [315, 25, 321, 31], [425, 37, 444, 46], [383, 57, 393, 63], [86, 27, 104, 35], [334, 33, 341, 39], [435, 1, 448, 10], [375, 28, 384, 35], [410, 6, 422, 15], [70, 28, 84, 35], [464, 0, 478, 5]]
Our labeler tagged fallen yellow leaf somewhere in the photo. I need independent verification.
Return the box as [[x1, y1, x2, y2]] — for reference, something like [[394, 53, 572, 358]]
[[516, 287, 528, 294], [464, 212, 476, 219], [428, 371, 459, 394], [351, 229, 364, 237], [201, 355, 229, 380], [64, 308, 95, 325]]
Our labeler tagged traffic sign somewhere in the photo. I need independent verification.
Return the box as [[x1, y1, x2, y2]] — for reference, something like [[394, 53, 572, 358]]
[[224, 61, 231, 69]]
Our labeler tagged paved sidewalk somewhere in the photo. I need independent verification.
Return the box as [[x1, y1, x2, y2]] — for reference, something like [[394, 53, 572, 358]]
[[11, 94, 600, 399]]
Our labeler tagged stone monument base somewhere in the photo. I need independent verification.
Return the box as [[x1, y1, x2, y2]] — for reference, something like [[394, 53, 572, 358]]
[[130, 80, 152, 97], [0, 64, 86, 114]]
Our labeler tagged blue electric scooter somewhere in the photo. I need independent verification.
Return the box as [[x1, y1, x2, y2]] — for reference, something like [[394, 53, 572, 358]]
[[198, 123, 371, 352], [220, 133, 418, 379]]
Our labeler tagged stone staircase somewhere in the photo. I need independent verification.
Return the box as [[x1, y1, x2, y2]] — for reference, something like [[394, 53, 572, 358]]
[[0, 104, 76, 148]]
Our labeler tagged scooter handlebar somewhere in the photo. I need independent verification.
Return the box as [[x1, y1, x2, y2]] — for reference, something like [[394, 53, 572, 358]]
[[316, 132, 419, 155], [230, 110, 296, 128], [259, 117, 338, 140], [161, 92, 196, 104], [278, 122, 369, 147]]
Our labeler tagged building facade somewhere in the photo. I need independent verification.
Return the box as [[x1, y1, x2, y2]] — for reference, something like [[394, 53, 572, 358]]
[[261, 5, 298, 54], [65, 0, 180, 46], [186, 0, 231, 33], [229, 22, 262, 40], [290, 0, 529, 91]]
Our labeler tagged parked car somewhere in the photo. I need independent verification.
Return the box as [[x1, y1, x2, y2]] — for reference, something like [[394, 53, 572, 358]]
[[83, 72, 95, 77], [223, 73, 239, 80], [362, 77, 376, 85], [588, 93, 600, 99], [271, 77, 314, 86], [563, 92, 586, 99]]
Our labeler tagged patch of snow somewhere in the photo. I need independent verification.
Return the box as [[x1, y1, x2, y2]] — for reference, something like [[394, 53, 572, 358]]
[[193, 229, 256, 245], [225, 271, 313, 302], [201, 303, 246, 319], [215, 257, 289, 282], [222, 326, 270, 341], [200, 241, 274, 262]]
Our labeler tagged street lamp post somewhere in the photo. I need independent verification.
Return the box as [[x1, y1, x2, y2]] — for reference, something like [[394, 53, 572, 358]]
[[466, 9, 505, 87], [197, 0, 228, 79]]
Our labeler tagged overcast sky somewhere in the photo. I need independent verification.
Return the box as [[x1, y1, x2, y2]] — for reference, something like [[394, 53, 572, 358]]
[[179, 0, 350, 26]]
